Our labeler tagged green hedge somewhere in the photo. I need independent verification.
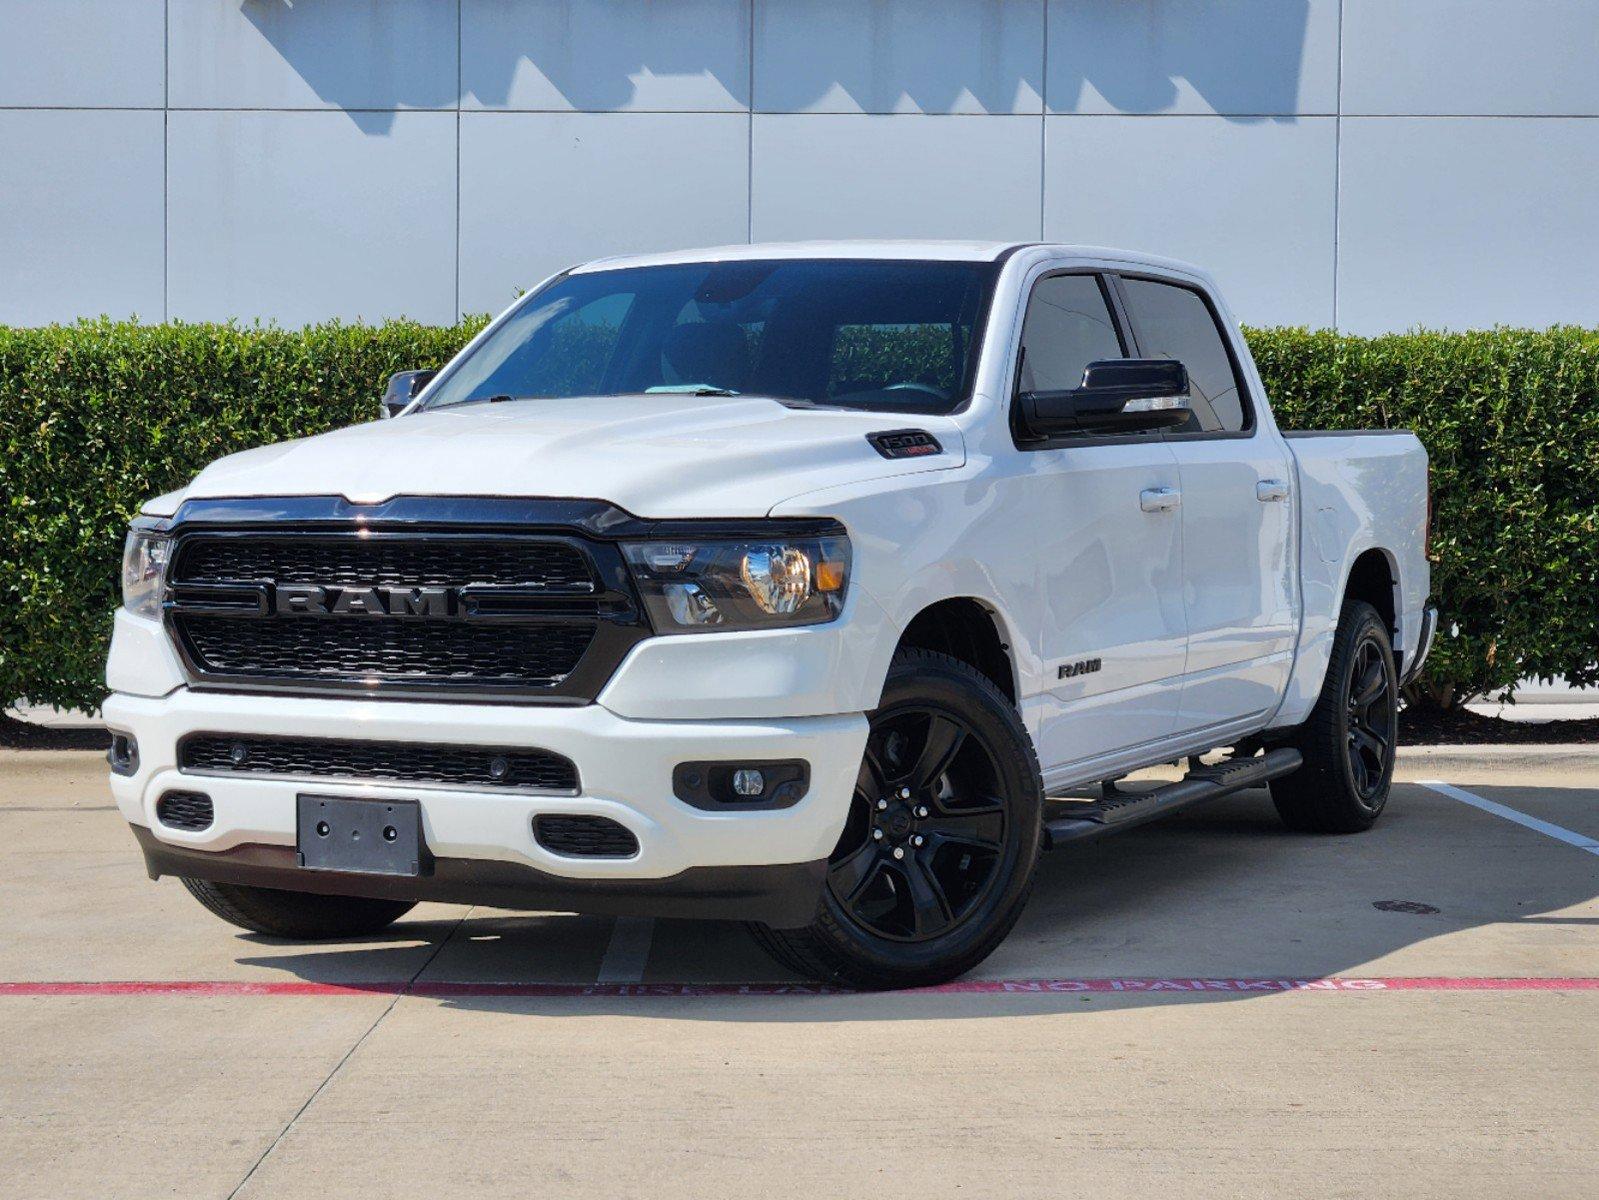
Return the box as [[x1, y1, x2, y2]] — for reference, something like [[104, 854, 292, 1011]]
[[1247, 326, 1599, 706], [2, 318, 1596, 713]]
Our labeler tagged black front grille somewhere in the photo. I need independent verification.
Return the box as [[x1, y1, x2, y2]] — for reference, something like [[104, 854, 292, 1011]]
[[165, 527, 645, 700], [156, 791, 214, 831], [178, 536, 594, 590], [534, 815, 639, 858], [177, 615, 595, 687], [180, 734, 579, 793]]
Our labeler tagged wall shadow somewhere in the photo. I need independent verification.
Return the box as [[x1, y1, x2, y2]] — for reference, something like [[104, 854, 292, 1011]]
[[1050, 0, 1312, 122], [244, 0, 1310, 134], [242, 0, 456, 134]]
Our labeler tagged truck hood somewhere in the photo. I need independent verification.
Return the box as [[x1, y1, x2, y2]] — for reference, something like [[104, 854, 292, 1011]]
[[175, 395, 965, 518]]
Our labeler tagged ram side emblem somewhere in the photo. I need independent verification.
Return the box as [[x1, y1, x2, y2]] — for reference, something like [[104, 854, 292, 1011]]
[[1058, 658, 1102, 680]]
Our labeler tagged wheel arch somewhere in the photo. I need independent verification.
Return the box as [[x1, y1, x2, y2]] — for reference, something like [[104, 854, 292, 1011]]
[[1342, 546, 1400, 652], [889, 597, 1019, 706]]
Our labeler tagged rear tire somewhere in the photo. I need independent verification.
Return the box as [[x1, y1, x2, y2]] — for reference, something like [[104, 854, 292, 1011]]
[[180, 877, 415, 939], [1271, 600, 1399, 833], [750, 647, 1043, 989]]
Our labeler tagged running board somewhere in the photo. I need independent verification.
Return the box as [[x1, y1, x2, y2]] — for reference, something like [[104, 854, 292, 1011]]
[[1042, 748, 1303, 850]]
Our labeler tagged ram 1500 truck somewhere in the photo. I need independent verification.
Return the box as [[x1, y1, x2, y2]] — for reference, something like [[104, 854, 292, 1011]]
[[107, 242, 1435, 987]]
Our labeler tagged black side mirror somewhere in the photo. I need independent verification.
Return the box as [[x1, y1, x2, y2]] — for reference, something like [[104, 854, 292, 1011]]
[[380, 369, 438, 419], [1018, 359, 1192, 438]]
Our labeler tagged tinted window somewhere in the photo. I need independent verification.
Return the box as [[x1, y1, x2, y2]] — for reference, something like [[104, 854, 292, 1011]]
[[1119, 278, 1248, 433], [1018, 274, 1124, 394], [422, 259, 996, 415]]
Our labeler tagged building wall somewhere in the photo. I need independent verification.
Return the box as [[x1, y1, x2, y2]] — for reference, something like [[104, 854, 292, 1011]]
[[2, 0, 1596, 332]]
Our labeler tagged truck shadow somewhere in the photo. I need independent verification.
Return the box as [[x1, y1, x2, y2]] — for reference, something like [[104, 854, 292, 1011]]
[[232, 782, 1599, 1019]]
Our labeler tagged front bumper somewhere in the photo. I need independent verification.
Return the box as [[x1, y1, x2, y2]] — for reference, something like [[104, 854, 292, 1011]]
[[105, 689, 867, 924]]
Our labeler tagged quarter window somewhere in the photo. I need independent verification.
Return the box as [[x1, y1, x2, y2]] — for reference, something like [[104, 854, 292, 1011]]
[[1118, 278, 1249, 434]]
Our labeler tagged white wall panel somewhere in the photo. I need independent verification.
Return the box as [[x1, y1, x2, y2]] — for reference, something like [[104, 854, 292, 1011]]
[[0, 0, 164, 107], [168, 0, 457, 111], [0, 111, 164, 325], [751, 115, 1041, 242], [1337, 118, 1599, 334], [1342, 1, 1599, 116], [166, 111, 457, 326], [462, 0, 749, 112], [1044, 115, 1336, 327], [754, 0, 1042, 114], [1047, 0, 1339, 116], [458, 112, 748, 314]]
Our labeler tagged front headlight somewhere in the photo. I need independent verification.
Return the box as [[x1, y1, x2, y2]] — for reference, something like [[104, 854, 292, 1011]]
[[121, 527, 171, 620], [622, 532, 851, 633]]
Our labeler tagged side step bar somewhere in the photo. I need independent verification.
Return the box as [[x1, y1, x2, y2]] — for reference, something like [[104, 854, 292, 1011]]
[[1043, 747, 1303, 850]]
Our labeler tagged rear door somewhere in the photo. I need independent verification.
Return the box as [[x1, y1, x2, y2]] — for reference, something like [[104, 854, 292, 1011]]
[[1011, 270, 1188, 771], [1114, 273, 1296, 734]]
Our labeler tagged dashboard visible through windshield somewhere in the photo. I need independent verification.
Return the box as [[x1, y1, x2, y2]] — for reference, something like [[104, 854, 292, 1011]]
[[421, 258, 1000, 415]]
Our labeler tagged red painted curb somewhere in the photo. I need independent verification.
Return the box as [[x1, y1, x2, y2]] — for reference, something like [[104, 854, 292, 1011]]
[[1, 977, 1596, 998]]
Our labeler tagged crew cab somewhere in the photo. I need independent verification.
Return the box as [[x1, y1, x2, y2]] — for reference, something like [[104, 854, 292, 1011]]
[[107, 242, 1434, 987]]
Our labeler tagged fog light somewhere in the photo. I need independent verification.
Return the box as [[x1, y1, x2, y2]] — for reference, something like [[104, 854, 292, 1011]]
[[108, 732, 140, 776], [732, 768, 765, 797]]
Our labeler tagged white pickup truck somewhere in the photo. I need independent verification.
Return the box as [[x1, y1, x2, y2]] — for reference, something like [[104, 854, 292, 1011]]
[[108, 242, 1434, 987]]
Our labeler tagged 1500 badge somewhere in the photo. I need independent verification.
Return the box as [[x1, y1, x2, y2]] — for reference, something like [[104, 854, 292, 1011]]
[[1058, 657, 1102, 680]]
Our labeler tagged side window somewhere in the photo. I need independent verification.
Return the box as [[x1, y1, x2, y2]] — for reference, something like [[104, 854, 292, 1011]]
[[1118, 278, 1249, 434], [1018, 274, 1124, 396]]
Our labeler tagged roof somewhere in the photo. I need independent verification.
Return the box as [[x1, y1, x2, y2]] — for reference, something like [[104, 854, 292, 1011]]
[[570, 240, 1023, 272], [569, 240, 1213, 283]]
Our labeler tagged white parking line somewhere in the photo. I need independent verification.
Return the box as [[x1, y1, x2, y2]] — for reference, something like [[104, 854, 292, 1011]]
[[596, 917, 656, 983], [1418, 780, 1599, 855]]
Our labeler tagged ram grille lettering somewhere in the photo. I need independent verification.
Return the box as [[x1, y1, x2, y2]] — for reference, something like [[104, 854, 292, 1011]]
[[273, 585, 456, 617]]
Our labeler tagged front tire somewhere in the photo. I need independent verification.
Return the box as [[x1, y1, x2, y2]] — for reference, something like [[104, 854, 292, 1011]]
[[750, 648, 1043, 989], [180, 878, 415, 939], [1271, 600, 1399, 833]]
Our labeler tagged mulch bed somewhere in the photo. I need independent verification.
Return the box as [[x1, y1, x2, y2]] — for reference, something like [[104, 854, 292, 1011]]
[[0, 713, 111, 751], [1399, 705, 1599, 746]]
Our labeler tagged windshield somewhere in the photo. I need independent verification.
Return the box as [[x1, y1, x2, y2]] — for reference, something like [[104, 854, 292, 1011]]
[[421, 258, 999, 415]]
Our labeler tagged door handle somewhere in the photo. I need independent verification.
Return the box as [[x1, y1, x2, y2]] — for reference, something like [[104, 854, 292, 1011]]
[[1256, 479, 1290, 503], [1140, 487, 1182, 513]]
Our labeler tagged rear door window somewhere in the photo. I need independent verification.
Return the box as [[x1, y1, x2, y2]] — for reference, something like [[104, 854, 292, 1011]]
[[1118, 278, 1250, 434]]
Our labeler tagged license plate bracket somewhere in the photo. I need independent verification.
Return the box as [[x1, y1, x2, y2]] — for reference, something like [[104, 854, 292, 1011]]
[[297, 795, 428, 876]]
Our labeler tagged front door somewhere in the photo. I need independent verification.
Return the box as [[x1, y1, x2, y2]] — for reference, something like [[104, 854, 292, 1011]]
[[1114, 274, 1296, 733], [1012, 271, 1189, 774]]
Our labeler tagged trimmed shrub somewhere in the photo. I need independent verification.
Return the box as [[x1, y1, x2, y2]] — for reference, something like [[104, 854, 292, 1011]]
[[0, 319, 483, 711], [1247, 325, 1599, 705], [1, 318, 1595, 713]]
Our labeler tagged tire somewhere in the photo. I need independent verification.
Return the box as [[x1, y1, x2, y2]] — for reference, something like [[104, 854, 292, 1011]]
[[1271, 599, 1399, 834], [750, 647, 1044, 989], [180, 877, 415, 939]]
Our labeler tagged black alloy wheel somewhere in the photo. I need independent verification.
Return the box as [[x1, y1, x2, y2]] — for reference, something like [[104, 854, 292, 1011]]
[[828, 708, 1008, 942], [1272, 600, 1399, 834], [748, 648, 1043, 989], [1346, 634, 1397, 804]]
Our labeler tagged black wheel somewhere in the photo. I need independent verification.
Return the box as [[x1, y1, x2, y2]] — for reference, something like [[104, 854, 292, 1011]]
[[1271, 600, 1399, 833], [750, 647, 1043, 989], [180, 877, 415, 939]]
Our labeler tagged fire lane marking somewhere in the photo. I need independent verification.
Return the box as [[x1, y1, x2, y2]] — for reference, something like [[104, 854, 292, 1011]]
[[1418, 780, 1599, 855], [3, 977, 1596, 999]]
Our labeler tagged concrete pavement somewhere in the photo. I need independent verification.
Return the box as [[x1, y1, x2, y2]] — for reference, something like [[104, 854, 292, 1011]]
[[2, 748, 1595, 1198]]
